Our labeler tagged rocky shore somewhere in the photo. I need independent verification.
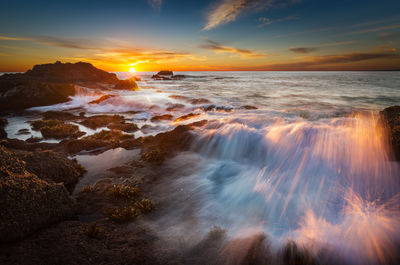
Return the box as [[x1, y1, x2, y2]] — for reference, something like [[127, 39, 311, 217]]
[[1, 62, 399, 265]]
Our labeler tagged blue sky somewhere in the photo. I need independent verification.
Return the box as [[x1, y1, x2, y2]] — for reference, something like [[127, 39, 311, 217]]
[[1, 0, 399, 71]]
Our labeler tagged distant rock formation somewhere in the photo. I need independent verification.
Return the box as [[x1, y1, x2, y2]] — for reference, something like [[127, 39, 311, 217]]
[[152, 70, 185, 80], [0, 61, 138, 112], [380, 105, 400, 160]]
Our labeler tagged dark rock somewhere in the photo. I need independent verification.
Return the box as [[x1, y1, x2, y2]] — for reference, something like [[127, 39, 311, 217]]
[[107, 122, 139, 132], [201, 104, 232, 112], [13, 149, 86, 192], [189, 98, 211, 105], [0, 146, 75, 243], [166, 103, 185, 111], [155, 70, 173, 76], [0, 81, 75, 111], [22, 61, 118, 84], [42, 110, 79, 120], [114, 77, 138, 90], [240, 105, 258, 110], [174, 113, 201, 122], [26, 136, 43, 143], [380, 105, 400, 160], [17, 128, 30, 135], [80, 115, 125, 129], [150, 114, 174, 122], [31, 119, 83, 139], [0, 117, 7, 139], [89, 94, 116, 104]]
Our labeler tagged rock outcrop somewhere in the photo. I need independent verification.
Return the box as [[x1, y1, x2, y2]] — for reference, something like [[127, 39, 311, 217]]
[[0, 117, 7, 139], [152, 70, 185, 80], [0, 61, 138, 111], [380, 105, 400, 160], [0, 146, 76, 242]]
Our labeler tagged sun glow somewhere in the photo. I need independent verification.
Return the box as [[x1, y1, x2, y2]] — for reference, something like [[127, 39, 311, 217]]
[[129, 67, 136, 73]]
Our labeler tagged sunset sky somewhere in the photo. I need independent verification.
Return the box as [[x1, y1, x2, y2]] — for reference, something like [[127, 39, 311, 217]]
[[1, 0, 400, 72]]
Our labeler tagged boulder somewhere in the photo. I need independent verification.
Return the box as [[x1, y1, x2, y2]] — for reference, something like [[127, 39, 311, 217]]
[[380, 105, 400, 160], [114, 77, 138, 90], [152, 70, 185, 80], [0, 146, 76, 242]]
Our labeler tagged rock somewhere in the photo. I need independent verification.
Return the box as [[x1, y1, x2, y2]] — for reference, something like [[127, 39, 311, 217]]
[[240, 105, 258, 110], [114, 77, 138, 90], [168, 95, 190, 100], [23, 61, 118, 84], [107, 122, 139, 132], [380, 105, 400, 160], [189, 98, 211, 105], [150, 114, 174, 122], [141, 125, 194, 163], [42, 111, 79, 120], [201, 105, 232, 112], [152, 71, 185, 80], [174, 113, 201, 122], [0, 62, 140, 111], [80, 115, 125, 129], [0, 81, 75, 111], [156, 70, 173, 76], [31, 119, 83, 139], [13, 149, 86, 192], [0, 146, 75, 242], [166, 103, 185, 111], [89, 94, 116, 104], [16, 128, 30, 135], [26, 136, 43, 143], [0, 117, 7, 139]]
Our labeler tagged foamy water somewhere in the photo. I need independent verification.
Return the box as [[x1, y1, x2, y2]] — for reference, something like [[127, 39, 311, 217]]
[[5, 71, 400, 264]]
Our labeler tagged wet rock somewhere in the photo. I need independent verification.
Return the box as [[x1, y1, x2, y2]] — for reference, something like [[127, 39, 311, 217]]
[[0, 117, 7, 139], [13, 149, 86, 192], [42, 110, 79, 120], [16, 128, 30, 135], [380, 105, 400, 160], [107, 122, 139, 132], [188, 98, 211, 105], [156, 70, 173, 76], [201, 105, 233, 112], [240, 105, 258, 110], [89, 94, 116, 104], [168, 95, 190, 101], [166, 103, 185, 111], [26, 136, 43, 143], [80, 114, 125, 129], [150, 114, 174, 122], [31, 119, 83, 139], [0, 81, 75, 111], [114, 77, 138, 90], [0, 146, 75, 243], [174, 113, 201, 122], [141, 125, 194, 163], [152, 71, 185, 80]]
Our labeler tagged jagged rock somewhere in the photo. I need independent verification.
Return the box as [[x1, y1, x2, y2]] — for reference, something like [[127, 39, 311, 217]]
[[0, 146, 76, 243], [89, 94, 116, 104], [380, 105, 400, 160], [114, 77, 138, 90]]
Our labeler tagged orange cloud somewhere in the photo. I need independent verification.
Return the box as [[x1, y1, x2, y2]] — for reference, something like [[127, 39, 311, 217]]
[[199, 39, 267, 57]]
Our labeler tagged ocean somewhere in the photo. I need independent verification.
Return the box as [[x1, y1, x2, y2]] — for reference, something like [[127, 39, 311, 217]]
[[4, 71, 400, 264]]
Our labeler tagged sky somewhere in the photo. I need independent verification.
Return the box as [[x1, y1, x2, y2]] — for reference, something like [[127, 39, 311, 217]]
[[0, 0, 400, 71]]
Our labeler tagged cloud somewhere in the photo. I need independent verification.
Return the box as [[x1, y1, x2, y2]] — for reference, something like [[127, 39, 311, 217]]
[[148, 0, 163, 11], [347, 24, 400, 35], [289, 47, 318, 54], [258, 15, 299, 27], [0, 34, 192, 66], [203, 0, 301, 30], [264, 51, 400, 70], [199, 39, 266, 57]]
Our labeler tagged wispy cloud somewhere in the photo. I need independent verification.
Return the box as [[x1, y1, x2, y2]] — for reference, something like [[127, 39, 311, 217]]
[[148, 0, 163, 11], [0, 34, 192, 67], [288, 41, 356, 54], [199, 38, 266, 57], [203, 0, 301, 30], [258, 15, 299, 27], [264, 51, 400, 70], [347, 24, 400, 35], [289, 47, 318, 54]]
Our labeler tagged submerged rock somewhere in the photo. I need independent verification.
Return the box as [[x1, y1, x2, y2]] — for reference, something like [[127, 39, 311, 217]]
[[380, 105, 400, 160], [150, 114, 174, 122], [31, 119, 84, 139], [89, 94, 116, 104], [0, 117, 7, 139], [0, 146, 75, 243], [174, 113, 201, 122]]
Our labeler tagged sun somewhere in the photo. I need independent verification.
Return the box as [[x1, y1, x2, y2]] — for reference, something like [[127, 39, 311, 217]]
[[129, 67, 136, 73]]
